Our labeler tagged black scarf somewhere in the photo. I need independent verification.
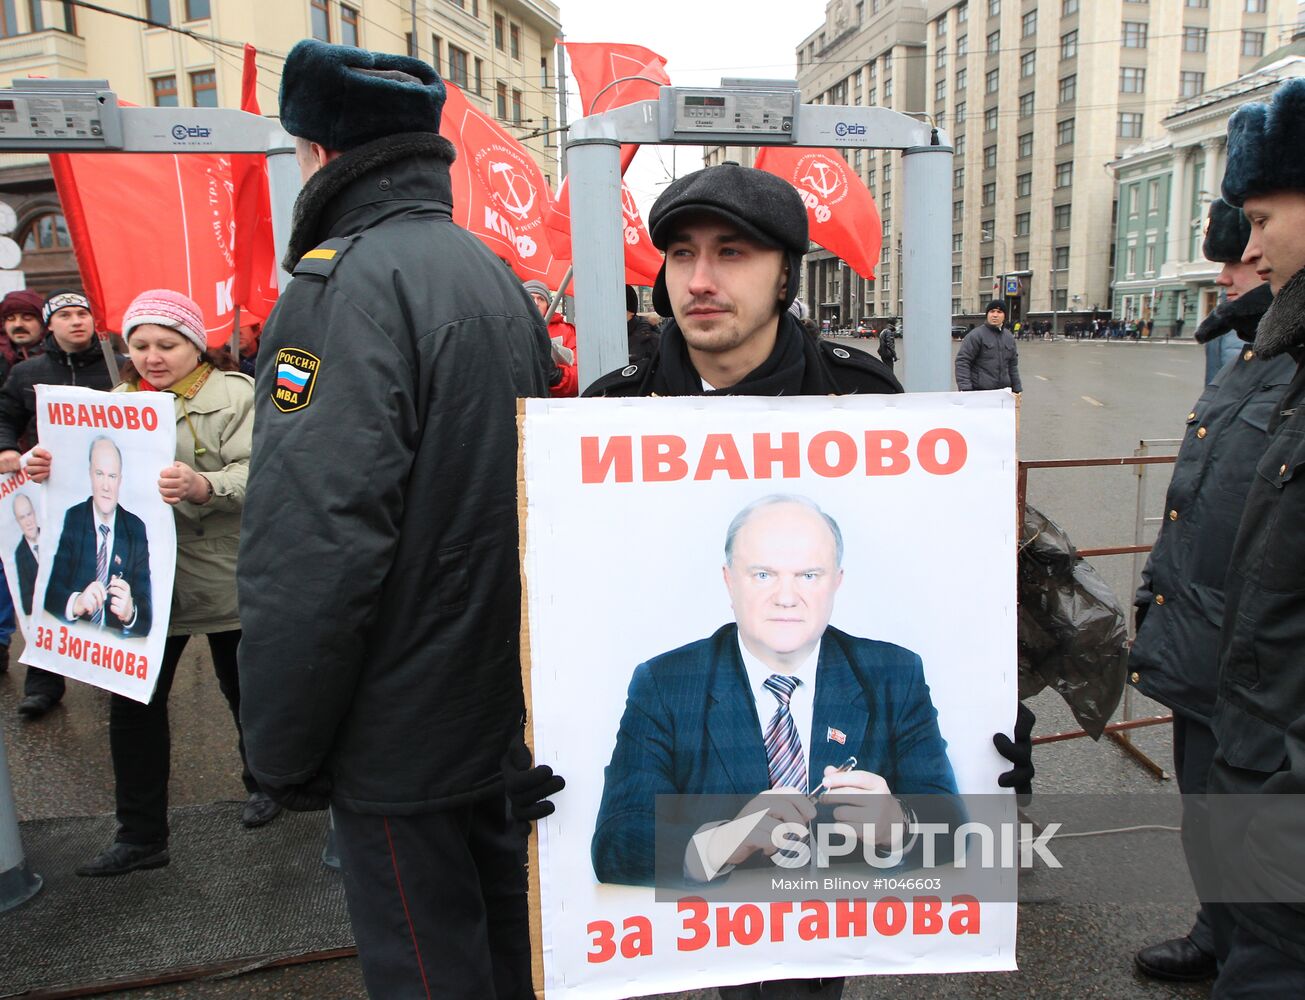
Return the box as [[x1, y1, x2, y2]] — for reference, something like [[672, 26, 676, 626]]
[[647, 314, 832, 396], [283, 132, 457, 271], [1252, 267, 1305, 359], [1194, 283, 1274, 344]]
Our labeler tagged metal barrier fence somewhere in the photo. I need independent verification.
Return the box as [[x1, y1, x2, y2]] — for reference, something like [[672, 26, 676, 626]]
[[1018, 439, 1181, 778]]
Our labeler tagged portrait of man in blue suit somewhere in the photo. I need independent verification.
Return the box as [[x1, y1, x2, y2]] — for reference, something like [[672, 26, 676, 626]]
[[592, 494, 957, 887], [44, 435, 152, 636], [13, 492, 39, 616]]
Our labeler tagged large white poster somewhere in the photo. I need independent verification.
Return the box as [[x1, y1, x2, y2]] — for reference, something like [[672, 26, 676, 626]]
[[522, 393, 1019, 998], [19, 385, 177, 704]]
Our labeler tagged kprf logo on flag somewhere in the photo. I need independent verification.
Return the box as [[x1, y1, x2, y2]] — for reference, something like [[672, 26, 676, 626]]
[[272, 348, 320, 413]]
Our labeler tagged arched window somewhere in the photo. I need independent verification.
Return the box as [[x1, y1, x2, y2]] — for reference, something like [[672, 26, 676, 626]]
[[19, 212, 71, 253]]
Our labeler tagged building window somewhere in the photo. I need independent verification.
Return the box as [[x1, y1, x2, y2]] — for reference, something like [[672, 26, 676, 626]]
[[955, 100, 967, 127], [475, 57, 484, 94], [988, 0, 999, 16], [1016, 172, 1032, 197], [884, 76, 893, 99], [1118, 111, 1144, 137], [1062, 0, 1079, 14], [1014, 212, 1030, 236], [952, 232, 964, 252], [1019, 92, 1034, 117], [954, 201, 964, 222], [541, 57, 549, 88], [936, 78, 948, 102], [955, 68, 967, 92], [151, 75, 178, 107], [1127, 185, 1139, 216], [1122, 22, 1147, 48], [869, 86, 877, 105], [448, 45, 469, 88], [511, 88, 522, 123], [1015, 251, 1030, 270], [1147, 177, 1160, 212], [1018, 132, 1032, 158], [882, 189, 893, 210], [1060, 31, 1077, 60], [1021, 10, 1036, 37], [341, 5, 359, 46], [987, 30, 1000, 54], [510, 23, 520, 60], [954, 166, 965, 188], [1053, 204, 1072, 230], [1246, 0, 1266, 11], [953, 264, 963, 284], [1180, 71, 1205, 98], [310, 0, 329, 42], [1241, 31, 1265, 57], [1183, 27, 1207, 52], [986, 68, 1000, 93], [1056, 162, 1073, 188], [147, 0, 169, 25], [1145, 242, 1156, 273], [954, 134, 966, 156], [1119, 67, 1145, 93], [1057, 117, 1075, 144], [1185, 0, 1208, 6], [980, 256, 994, 277], [1053, 246, 1070, 269], [494, 13, 504, 50], [19, 211, 70, 252], [1126, 245, 1138, 276], [185, 0, 210, 18], [985, 106, 998, 131], [496, 81, 507, 119], [190, 69, 217, 107], [936, 48, 947, 70], [982, 182, 996, 205], [984, 144, 997, 168], [542, 114, 552, 146], [431, 35, 442, 75], [1020, 51, 1035, 78], [957, 35, 968, 55], [935, 14, 947, 39], [958, 2, 968, 23]]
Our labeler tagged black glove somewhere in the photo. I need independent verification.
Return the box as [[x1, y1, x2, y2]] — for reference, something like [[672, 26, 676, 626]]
[[993, 702, 1035, 798], [258, 772, 332, 812], [502, 733, 566, 822]]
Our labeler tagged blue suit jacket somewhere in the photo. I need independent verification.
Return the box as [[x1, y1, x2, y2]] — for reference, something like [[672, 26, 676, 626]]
[[44, 497, 152, 636], [592, 623, 958, 885]]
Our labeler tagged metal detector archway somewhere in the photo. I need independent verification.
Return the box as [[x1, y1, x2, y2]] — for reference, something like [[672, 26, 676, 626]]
[[564, 81, 953, 393]]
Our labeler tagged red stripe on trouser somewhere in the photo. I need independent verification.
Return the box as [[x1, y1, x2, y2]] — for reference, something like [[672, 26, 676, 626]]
[[384, 817, 433, 1000]]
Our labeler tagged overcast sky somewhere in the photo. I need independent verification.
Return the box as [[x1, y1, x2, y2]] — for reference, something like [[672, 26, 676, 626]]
[[554, 1, 822, 215]]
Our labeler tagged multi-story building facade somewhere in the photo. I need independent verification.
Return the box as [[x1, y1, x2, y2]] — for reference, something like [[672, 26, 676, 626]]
[[925, 0, 1295, 329], [0, 0, 562, 295], [1110, 51, 1305, 334]]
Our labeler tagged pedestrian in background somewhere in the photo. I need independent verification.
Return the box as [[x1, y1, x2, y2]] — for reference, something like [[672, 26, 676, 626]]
[[27, 289, 273, 877], [955, 299, 1022, 394]]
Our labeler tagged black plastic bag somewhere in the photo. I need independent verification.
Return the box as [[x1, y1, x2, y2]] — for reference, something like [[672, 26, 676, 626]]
[[1018, 504, 1129, 739]]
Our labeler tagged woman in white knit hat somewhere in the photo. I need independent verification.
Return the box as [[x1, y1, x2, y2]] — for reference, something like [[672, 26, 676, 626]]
[[29, 288, 278, 877]]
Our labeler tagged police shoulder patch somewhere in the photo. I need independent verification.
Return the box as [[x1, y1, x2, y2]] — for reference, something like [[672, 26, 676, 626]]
[[271, 348, 321, 413], [292, 236, 357, 278]]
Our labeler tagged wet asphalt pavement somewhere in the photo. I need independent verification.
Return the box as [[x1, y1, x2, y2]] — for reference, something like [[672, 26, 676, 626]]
[[2, 338, 1220, 998]]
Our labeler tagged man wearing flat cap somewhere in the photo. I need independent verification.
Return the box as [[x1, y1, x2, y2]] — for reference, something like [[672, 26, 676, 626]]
[[1129, 198, 1292, 986], [0, 289, 120, 720], [236, 39, 552, 998], [1196, 76, 1305, 996]]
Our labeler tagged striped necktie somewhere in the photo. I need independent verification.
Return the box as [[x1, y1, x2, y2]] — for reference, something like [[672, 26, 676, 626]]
[[91, 523, 109, 625], [763, 673, 807, 792]]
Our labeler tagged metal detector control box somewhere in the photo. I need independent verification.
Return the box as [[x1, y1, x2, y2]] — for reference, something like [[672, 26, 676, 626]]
[[0, 80, 123, 149], [659, 85, 799, 143]]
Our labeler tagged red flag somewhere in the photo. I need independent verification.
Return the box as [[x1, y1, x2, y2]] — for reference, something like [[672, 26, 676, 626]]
[[440, 82, 569, 287], [230, 45, 279, 322], [561, 42, 670, 116], [545, 176, 661, 286], [755, 147, 882, 281], [50, 102, 280, 341]]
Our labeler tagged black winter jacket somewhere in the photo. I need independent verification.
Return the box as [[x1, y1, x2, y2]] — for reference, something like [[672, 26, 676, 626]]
[[1207, 267, 1305, 960], [1129, 285, 1291, 723], [236, 133, 553, 814], [0, 335, 120, 453], [955, 323, 1022, 392], [586, 313, 902, 397]]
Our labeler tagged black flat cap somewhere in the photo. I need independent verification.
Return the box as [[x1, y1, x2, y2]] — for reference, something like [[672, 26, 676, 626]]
[[648, 165, 808, 314], [279, 39, 445, 151], [1203, 198, 1252, 264]]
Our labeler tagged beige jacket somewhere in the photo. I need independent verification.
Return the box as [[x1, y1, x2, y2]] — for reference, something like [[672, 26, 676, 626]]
[[115, 369, 254, 635]]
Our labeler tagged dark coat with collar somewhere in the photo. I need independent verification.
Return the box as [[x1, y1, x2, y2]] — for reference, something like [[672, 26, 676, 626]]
[[1130, 287, 1293, 724], [1206, 267, 1305, 960], [0, 335, 121, 453], [237, 132, 553, 813], [15, 536, 36, 616], [44, 497, 152, 635], [591, 623, 957, 886], [955, 323, 1022, 392]]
